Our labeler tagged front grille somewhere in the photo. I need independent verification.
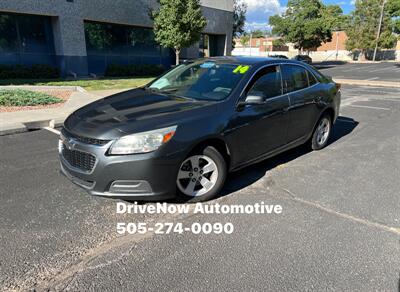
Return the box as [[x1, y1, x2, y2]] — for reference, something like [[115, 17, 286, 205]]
[[62, 146, 96, 172], [63, 129, 110, 146]]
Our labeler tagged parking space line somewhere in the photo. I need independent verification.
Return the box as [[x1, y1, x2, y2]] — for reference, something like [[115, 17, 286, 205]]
[[43, 127, 61, 135], [369, 68, 390, 72], [281, 188, 400, 235], [342, 68, 358, 72], [347, 105, 391, 111], [382, 98, 400, 102], [341, 96, 369, 106]]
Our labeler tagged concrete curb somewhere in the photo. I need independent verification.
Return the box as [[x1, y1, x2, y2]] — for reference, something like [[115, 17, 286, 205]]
[[0, 120, 65, 136], [333, 79, 400, 88], [0, 85, 87, 92]]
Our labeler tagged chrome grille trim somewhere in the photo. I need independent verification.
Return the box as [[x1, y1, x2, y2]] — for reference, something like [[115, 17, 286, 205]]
[[62, 129, 110, 146]]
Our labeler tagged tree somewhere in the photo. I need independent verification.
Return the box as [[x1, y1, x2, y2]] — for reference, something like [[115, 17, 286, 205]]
[[269, 0, 345, 52], [345, 0, 397, 60], [321, 5, 348, 31], [387, 0, 400, 33], [151, 0, 207, 65], [251, 29, 266, 38], [272, 38, 286, 47], [239, 34, 250, 47], [233, 0, 247, 48]]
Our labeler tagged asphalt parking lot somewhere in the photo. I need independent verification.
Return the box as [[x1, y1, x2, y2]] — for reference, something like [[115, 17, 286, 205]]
[[0, 85, 399, 291], [317, 62, 400, 81]]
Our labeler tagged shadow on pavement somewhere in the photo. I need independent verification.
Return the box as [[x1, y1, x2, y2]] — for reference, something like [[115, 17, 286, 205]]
[[313, 61, 348, 69], [220, 116, 359, 197]]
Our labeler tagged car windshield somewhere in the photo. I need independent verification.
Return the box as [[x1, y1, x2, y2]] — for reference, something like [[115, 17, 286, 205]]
[[147, 61, 250, 101]]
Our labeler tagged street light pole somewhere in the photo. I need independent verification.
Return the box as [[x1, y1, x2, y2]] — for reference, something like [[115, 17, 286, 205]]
[[373, 0, 386, 62]]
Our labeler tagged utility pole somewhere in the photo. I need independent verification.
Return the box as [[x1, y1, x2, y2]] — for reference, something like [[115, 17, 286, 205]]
[[245, 24, 269, 57], [335, 31, 340, 60], [373, 0, 386, 62], [249, 33, 253, 56]]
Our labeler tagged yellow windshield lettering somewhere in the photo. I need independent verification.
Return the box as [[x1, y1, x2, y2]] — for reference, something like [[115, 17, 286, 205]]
[[233, 65, 250, 74]]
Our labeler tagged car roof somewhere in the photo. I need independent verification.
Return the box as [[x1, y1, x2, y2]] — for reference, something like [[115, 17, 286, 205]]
[[202, 56, 298, 67]]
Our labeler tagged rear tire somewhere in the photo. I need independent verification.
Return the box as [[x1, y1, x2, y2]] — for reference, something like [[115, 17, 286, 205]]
[[176, 146, 227, 202], [311, 113, 332, 150]]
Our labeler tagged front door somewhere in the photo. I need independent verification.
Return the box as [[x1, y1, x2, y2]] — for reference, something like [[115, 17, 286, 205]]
[[226, 65, 290, 166]]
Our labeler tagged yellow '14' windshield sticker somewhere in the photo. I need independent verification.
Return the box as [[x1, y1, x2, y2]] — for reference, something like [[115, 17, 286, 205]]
[[233, 65, 250, 74]]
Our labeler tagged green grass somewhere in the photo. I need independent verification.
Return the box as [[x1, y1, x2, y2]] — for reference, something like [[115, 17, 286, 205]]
[[0, 89, 63, 106], [0, 77, 156, 91]]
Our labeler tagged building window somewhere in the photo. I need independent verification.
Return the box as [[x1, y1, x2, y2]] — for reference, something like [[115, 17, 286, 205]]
[[84, 21, 162, 56], [0, 12, 54, 54], [0, 14, 18, 52], [84, 20, 173, 74]]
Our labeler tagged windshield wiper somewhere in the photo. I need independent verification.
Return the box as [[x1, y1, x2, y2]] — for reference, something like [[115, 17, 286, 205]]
[[147, 87, 196, 101], [146, 87, 177, 94]]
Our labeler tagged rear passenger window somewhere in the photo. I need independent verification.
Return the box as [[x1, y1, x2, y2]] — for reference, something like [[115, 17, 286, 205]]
[[282, 65, 309, 93], [246, 65, 282, 100]]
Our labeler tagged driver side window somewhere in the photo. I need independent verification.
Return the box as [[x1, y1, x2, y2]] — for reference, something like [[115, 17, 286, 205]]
[[246, 65, 283, 100]]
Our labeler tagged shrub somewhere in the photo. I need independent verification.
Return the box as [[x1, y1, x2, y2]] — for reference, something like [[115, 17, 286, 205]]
[[30, 64, 59, 78], [0, 89, 63, 106], [105, 64, 165, 77], [0, 64, 59, 79]]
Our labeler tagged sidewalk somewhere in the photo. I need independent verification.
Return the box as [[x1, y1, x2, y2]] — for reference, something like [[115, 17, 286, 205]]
[[0, 91, 105, 135], [333, 79, 400, 88]]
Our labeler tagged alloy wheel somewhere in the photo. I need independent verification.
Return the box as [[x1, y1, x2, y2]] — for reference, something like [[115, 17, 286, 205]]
[[177, 155, 219, 197], [316, 117, 331, 146]]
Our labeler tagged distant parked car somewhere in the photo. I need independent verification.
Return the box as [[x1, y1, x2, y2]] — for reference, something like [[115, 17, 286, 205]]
[[269, 55, 288, 59], [292, 55, 312, 64]]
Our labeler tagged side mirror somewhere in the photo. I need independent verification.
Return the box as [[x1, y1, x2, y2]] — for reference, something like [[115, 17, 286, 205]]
[[244, 94, 264, 105], [237, 94, 265, 111]]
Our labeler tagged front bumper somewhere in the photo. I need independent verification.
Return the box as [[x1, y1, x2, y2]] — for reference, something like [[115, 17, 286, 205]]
[[59, 131, 184, 200]]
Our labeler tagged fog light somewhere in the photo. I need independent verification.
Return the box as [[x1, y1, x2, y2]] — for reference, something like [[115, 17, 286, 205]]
[[109, 180, 152, 194]]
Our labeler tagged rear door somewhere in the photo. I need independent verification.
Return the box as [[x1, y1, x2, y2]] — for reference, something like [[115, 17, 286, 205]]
[[282, 64, 321, 142], [226, 65, 290, 165]]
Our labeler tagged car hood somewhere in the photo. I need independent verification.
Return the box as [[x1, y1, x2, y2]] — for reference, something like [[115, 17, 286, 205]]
[[64, 88, 217, 139]]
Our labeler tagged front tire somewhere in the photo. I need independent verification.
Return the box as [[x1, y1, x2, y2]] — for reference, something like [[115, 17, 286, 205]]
[[176, 146, 227, 202], [311, 113, 332, 150]]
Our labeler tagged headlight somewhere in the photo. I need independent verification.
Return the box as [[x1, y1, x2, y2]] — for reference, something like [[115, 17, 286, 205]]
[[109, 126, 177, 155]]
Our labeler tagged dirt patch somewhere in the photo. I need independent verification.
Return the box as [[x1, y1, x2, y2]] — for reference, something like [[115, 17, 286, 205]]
[[0, 90, 73, 113]]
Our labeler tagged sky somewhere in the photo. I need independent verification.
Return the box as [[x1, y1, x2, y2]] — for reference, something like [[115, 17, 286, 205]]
[[243, 0, 354, 31]]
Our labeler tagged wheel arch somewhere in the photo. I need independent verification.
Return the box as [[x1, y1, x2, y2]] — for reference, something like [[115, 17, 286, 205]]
[[322, 107, 335, 124], [308, 106, 336, 142], [186, 137, 231, 170]]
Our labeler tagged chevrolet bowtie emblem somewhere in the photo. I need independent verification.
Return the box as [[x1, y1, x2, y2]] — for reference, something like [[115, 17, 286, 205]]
[[64, 138, 77, 150]]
